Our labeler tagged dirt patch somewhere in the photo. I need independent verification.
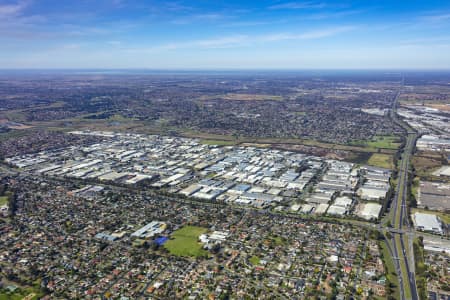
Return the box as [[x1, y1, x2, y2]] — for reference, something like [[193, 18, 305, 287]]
[[426, 103, 450, 112], [412, 152, 444, 177]]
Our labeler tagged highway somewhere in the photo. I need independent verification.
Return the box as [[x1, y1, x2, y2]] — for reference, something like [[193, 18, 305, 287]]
[[385, 89, 419, 300]]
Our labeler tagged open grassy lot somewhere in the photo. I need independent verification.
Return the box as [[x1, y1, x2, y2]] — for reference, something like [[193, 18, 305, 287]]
[[399, 91, 450, 105], [249, 137, 381, 153], [366, 135, 401, 149], [412, 152, 444, 178], [164, 226, 208, 258], [0, 285, 43, 300], [411, 177, 420, 199], [107, 114, 138, 122], [0, 110, 28, 123], [351, 135, 401, 150], [0, 196, 8, 206], [0, 129, 32, 142], [249, 255, 260, 265], [346, 152, 373, 165], [367, 153, 394, 169], [200, 139, 238, 146], [0, 291, 39, 300], [182, 129, 399, 154]]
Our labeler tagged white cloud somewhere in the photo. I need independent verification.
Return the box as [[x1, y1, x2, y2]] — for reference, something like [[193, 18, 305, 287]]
[[159, 35, 249, 50], [61, 43, 82, 50], [252, 26, 354, 43], [0, 0, 29, 19], [135, 25, 355, 52], [399, 36, 450, 46], [220, 20, 275, 28], [420, 12, 450, 23], [170, 13, 227, 25], [305, 9, 364, 20], [269, 1, 326, 10], [107, 40, 122, 46]]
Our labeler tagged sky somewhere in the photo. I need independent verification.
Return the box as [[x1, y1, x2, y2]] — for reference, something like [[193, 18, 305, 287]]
[[1, 0, 450, 69]]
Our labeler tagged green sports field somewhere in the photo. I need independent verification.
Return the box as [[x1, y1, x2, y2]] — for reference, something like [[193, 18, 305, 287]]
[[164, 226, 208, 258]]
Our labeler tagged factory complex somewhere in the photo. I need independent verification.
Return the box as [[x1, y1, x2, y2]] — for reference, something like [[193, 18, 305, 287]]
[[5, 130, 393, 221]]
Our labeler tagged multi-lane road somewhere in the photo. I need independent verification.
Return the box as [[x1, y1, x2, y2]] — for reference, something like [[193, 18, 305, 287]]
[[389, 132, 418, 300], [386, 90, 419, 300]]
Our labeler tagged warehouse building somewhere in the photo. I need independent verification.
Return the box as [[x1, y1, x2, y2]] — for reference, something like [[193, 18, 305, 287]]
[[355, 203, 382, 220], [131, 221, 167, 238], [314, 203, 329, 215], [357, 187, 388, 201], [413, 213, 443, 235]]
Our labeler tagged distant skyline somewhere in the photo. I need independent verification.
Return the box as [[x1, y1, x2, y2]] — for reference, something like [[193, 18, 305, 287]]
[[1, 0, 450, 69]]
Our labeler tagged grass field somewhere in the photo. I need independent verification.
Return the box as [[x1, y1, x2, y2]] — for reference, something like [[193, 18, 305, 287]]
[[0, 285, 43, 300], [346, 152, 373, 165], [164, 226, 208, 257], [249, 255, 260, 265], [366, 135, 401, 149], [412, 153, 443, 177], [0, 196, 8, 206], [107, 114, 137, 122], [0, 129, 32, 142], [271, 236, 284, 246], [351, 135, 401, 150], [181, 129, 400, 154], [367, 153, 394, 169], [0, 292, 39, 300], [411, 177, 419, 200], [200, 139, 238, 146]]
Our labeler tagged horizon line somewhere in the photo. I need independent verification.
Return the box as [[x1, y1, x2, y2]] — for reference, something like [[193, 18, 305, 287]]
[[1, 68, 450, 72]]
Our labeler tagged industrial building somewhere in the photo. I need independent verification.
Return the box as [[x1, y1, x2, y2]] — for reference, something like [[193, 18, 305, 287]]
[[131, 221, 167, 238], [356, 203, 382, 220], [413, 213, 443, 235], [6, 130, 393, 221]]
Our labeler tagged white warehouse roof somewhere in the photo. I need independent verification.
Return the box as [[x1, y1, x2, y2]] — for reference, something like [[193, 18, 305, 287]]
[[358, 203, 382, 220], [413, 212, 443, 234]]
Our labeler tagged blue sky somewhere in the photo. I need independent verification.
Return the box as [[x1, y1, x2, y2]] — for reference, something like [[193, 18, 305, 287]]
[[1, 0, 450, 69]]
